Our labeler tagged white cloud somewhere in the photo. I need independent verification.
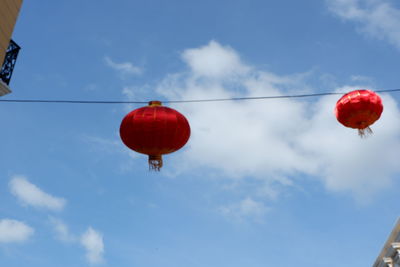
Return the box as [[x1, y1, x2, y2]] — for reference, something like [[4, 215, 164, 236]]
[[81, 227, 104, 265], [49, 218, 105, 265], [182, 40, 250, 78], [155, 41, 400, 201], [49, 217, 76, 242], [9, 176, 66, 211], [219, 198, 269, 223], [327, 0, 400, 49], [0, 219, 34, 243], [104, 56, 142, 76]]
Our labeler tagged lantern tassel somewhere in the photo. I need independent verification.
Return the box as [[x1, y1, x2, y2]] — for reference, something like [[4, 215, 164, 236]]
[[358, 126, 373, 138], [148, 155, 163, 171]]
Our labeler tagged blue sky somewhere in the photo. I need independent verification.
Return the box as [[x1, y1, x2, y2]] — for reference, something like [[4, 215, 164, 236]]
[[1, 0, 400, 266]]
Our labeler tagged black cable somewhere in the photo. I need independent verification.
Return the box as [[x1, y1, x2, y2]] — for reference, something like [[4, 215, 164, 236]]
[[165, 92, 342, 103], [0, 99, 148, 104], [0, 88, 399, 104]]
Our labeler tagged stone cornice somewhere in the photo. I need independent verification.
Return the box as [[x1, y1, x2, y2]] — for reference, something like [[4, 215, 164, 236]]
[[0, 80, 11, 96]]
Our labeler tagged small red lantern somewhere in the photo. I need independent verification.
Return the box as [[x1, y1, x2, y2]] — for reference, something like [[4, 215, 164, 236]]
[[335, 89, 383, 137], [120, 100, 190, 171]]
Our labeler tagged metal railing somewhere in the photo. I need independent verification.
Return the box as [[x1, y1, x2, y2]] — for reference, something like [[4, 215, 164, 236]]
[[0, 39, 20, 85]]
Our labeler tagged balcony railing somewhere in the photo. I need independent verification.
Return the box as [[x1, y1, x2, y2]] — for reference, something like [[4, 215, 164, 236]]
[[0, 39, 20, 85]]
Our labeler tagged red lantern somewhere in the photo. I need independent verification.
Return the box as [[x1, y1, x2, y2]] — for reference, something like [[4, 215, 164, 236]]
[[120, 100, 190, 171], [335, 89, 383, 137]]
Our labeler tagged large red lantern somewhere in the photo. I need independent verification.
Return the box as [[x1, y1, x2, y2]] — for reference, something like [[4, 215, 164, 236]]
[[335, 89, 383, 137], [120, 100, 191, 171]]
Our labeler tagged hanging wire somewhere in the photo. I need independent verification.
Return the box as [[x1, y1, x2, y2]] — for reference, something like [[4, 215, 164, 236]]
[[0, 88, 399, 104]]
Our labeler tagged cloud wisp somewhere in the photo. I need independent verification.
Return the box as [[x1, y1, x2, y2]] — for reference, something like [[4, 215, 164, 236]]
[[0, 219, 34, 243], [80, 227, 105, 265], [49, 218, 105, 265], [327, 0, 400, 50], [49, 217, 76, 243], [9, 176, 66, 211], [219, 198, 269, 223], [104, 56, 142, 77]]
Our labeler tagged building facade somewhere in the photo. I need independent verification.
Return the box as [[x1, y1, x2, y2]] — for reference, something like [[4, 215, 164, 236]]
[[0, 0, 23, 96], [374, 219, 400, 267]]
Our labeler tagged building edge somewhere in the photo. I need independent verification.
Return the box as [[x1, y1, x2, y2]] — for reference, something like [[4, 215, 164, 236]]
[[0, 80, 11, 96], [373, 218, 400, 267]]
